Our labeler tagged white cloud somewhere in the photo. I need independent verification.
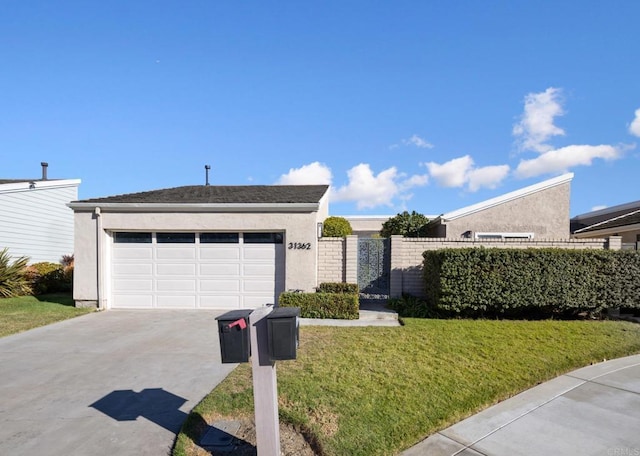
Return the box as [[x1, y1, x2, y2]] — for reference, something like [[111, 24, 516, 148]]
[[515, 144, 621, 178], [276, 161, 332, 185], [629, 108, 640, 137], [425, 155, 509, 192], [591, 205, 608, 212], [403, 134, 434, 149], [331, 163, 428, 209], [513, 87, 565, 153], [426, 155, 473, 187], [467, 165, 511, 192]]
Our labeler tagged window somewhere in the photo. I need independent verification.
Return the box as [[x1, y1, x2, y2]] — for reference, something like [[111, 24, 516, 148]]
[[113, 232, 152, 244], [475, 232, 534, 240], [200, 233, 239, 244], [243, 232, 284, 244], [157, 233, 196, 244]]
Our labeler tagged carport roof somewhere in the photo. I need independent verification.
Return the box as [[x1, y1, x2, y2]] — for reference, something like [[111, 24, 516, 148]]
[[69, 185, 329, 209]]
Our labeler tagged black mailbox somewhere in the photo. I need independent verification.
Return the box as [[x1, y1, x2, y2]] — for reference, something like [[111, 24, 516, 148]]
[[216, 310, 253, 363], [266, 307, 300, 361]]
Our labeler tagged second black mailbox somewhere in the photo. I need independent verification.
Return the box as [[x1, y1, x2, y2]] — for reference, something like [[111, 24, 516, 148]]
[[216, 309, 253, 364], [266, 307, 300, 361]]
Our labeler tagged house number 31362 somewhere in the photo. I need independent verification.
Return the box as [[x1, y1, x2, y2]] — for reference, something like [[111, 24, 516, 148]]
[[288, 242, 311, 250]]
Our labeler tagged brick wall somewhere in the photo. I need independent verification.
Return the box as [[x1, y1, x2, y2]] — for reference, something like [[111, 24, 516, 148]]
[[317, 237, 346, 283], [317, 235, 616, 298]]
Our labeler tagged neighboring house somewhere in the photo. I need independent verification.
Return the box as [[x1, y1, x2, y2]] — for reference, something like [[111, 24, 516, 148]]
[[571, 200, 640, 249], [68, 185, 329, 310], [0, 164, 80, 263], [345, 215, 394, 238], [426, 173, 573, 239]]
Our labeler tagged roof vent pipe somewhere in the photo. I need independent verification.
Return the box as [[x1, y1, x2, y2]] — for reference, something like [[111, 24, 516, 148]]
[[41, 162, 48, 180], [205, 165, 211, 186]]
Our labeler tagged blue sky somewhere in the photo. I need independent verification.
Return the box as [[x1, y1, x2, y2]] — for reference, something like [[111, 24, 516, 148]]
[[1, 1, 639, 217]]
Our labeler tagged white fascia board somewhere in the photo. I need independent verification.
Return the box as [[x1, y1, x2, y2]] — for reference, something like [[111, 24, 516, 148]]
[[0, 179, 81, 195], [67, 202, 321, 213], [441, 173, 574, 222], [573, 222, 640, 238]]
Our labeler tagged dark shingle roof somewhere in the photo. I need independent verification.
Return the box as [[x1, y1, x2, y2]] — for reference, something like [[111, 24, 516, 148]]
[[74, 185, 329, 205], [574, 209, 640, 234]]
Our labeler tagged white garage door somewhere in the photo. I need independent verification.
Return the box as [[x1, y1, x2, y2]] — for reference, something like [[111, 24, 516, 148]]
[[110, 232, 285, 310]]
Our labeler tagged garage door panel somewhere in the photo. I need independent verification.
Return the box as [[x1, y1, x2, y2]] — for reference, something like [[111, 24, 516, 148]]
[[243, 246, 275, 260], [244, 280, 276, 293], [113, 264, 153, 276], [200, 247, 240, 260], [112, 295, 153, 308], [200, 263, 240, 276], [199, 295, 241, 309], [157, 263, 196, 276], [113, 279, 153, 292], [156, 279, 196, 292], [156, 295, 196, 308], [113, 247, 153, 260], [243, 263, 275, 276], [201, 279, 240, 292], [156, 247, 196, 260]]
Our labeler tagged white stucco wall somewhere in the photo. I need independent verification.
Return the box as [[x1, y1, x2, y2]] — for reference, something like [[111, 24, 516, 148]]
[[73, 203, 327, 308]]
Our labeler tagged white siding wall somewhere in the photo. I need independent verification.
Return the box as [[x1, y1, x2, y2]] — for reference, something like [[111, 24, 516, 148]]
[[0, 180, 80, 263]]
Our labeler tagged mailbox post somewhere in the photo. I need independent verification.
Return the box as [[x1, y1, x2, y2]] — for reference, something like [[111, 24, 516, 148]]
[[215, 306, 300, 455]]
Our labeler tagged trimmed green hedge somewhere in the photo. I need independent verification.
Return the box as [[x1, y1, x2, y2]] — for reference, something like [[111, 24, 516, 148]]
[[24, 262, 71, 295], [279, 291, 359, 319], [423, 248, 640, 318], [317, 282, 359, 294]]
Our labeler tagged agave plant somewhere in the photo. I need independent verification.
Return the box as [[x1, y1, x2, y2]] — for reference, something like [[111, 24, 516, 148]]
[[0, 248, 32, 298]]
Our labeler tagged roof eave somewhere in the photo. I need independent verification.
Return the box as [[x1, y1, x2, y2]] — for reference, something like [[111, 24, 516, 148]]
[[67, 202, 321, 213]]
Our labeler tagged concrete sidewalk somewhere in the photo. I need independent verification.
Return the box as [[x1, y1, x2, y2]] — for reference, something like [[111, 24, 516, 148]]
[[402, 354, 640, 456]]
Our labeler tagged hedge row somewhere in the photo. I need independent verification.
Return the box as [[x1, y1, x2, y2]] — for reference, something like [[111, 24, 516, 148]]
[[423, 248, 640, 318], [279, 283, 359, 319], [316, 282, 359, 294]]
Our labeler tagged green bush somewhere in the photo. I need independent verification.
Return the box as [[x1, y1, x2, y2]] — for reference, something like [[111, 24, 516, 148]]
[[316, 282, 359, 294], [279, 291, 359, 319], [388, 294, 442, 318], [423, 248, 640, 319], [380, 211, 430, 238], [0, 248, 32, 298], [322, 216, 353, 237], [25, 262, 71, 295]]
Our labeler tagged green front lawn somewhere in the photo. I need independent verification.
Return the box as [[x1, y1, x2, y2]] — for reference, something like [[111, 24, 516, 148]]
[[175, 318, 640, 456], [0, 293, 92, 337]]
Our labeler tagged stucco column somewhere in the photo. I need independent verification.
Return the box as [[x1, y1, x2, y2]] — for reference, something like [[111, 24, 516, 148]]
[[389, 235, 403, 298], [606, 236, 622, 250], [345, 235, 358, 285]]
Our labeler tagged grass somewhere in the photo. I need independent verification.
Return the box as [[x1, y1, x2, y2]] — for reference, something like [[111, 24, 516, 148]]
[[174, 318, 640, 456], [0, 293, 93, 337]]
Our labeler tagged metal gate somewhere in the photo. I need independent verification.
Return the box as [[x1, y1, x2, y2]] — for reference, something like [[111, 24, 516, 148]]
[[357, 238, 390, 302]]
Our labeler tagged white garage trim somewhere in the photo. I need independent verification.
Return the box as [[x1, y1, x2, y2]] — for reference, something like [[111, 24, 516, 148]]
[[110, 232, 285, 310]]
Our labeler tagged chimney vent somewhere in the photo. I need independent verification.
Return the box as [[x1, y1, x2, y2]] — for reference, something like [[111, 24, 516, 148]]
[[41, 162, 49, 180], [205, 165, 211, 186]]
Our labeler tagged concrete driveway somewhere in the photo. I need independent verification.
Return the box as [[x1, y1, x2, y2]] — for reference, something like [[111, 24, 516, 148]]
[[0, 310, 235, 456]]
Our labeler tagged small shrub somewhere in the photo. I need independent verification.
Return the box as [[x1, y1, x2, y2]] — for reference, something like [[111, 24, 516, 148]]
[[317, 282, 359, 294], [388, 294, 443, 318], [279, 291, 359, 319], [25, 262, 70, 295], [322, 217, 353, 237], [0, 248, 32, 298]]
